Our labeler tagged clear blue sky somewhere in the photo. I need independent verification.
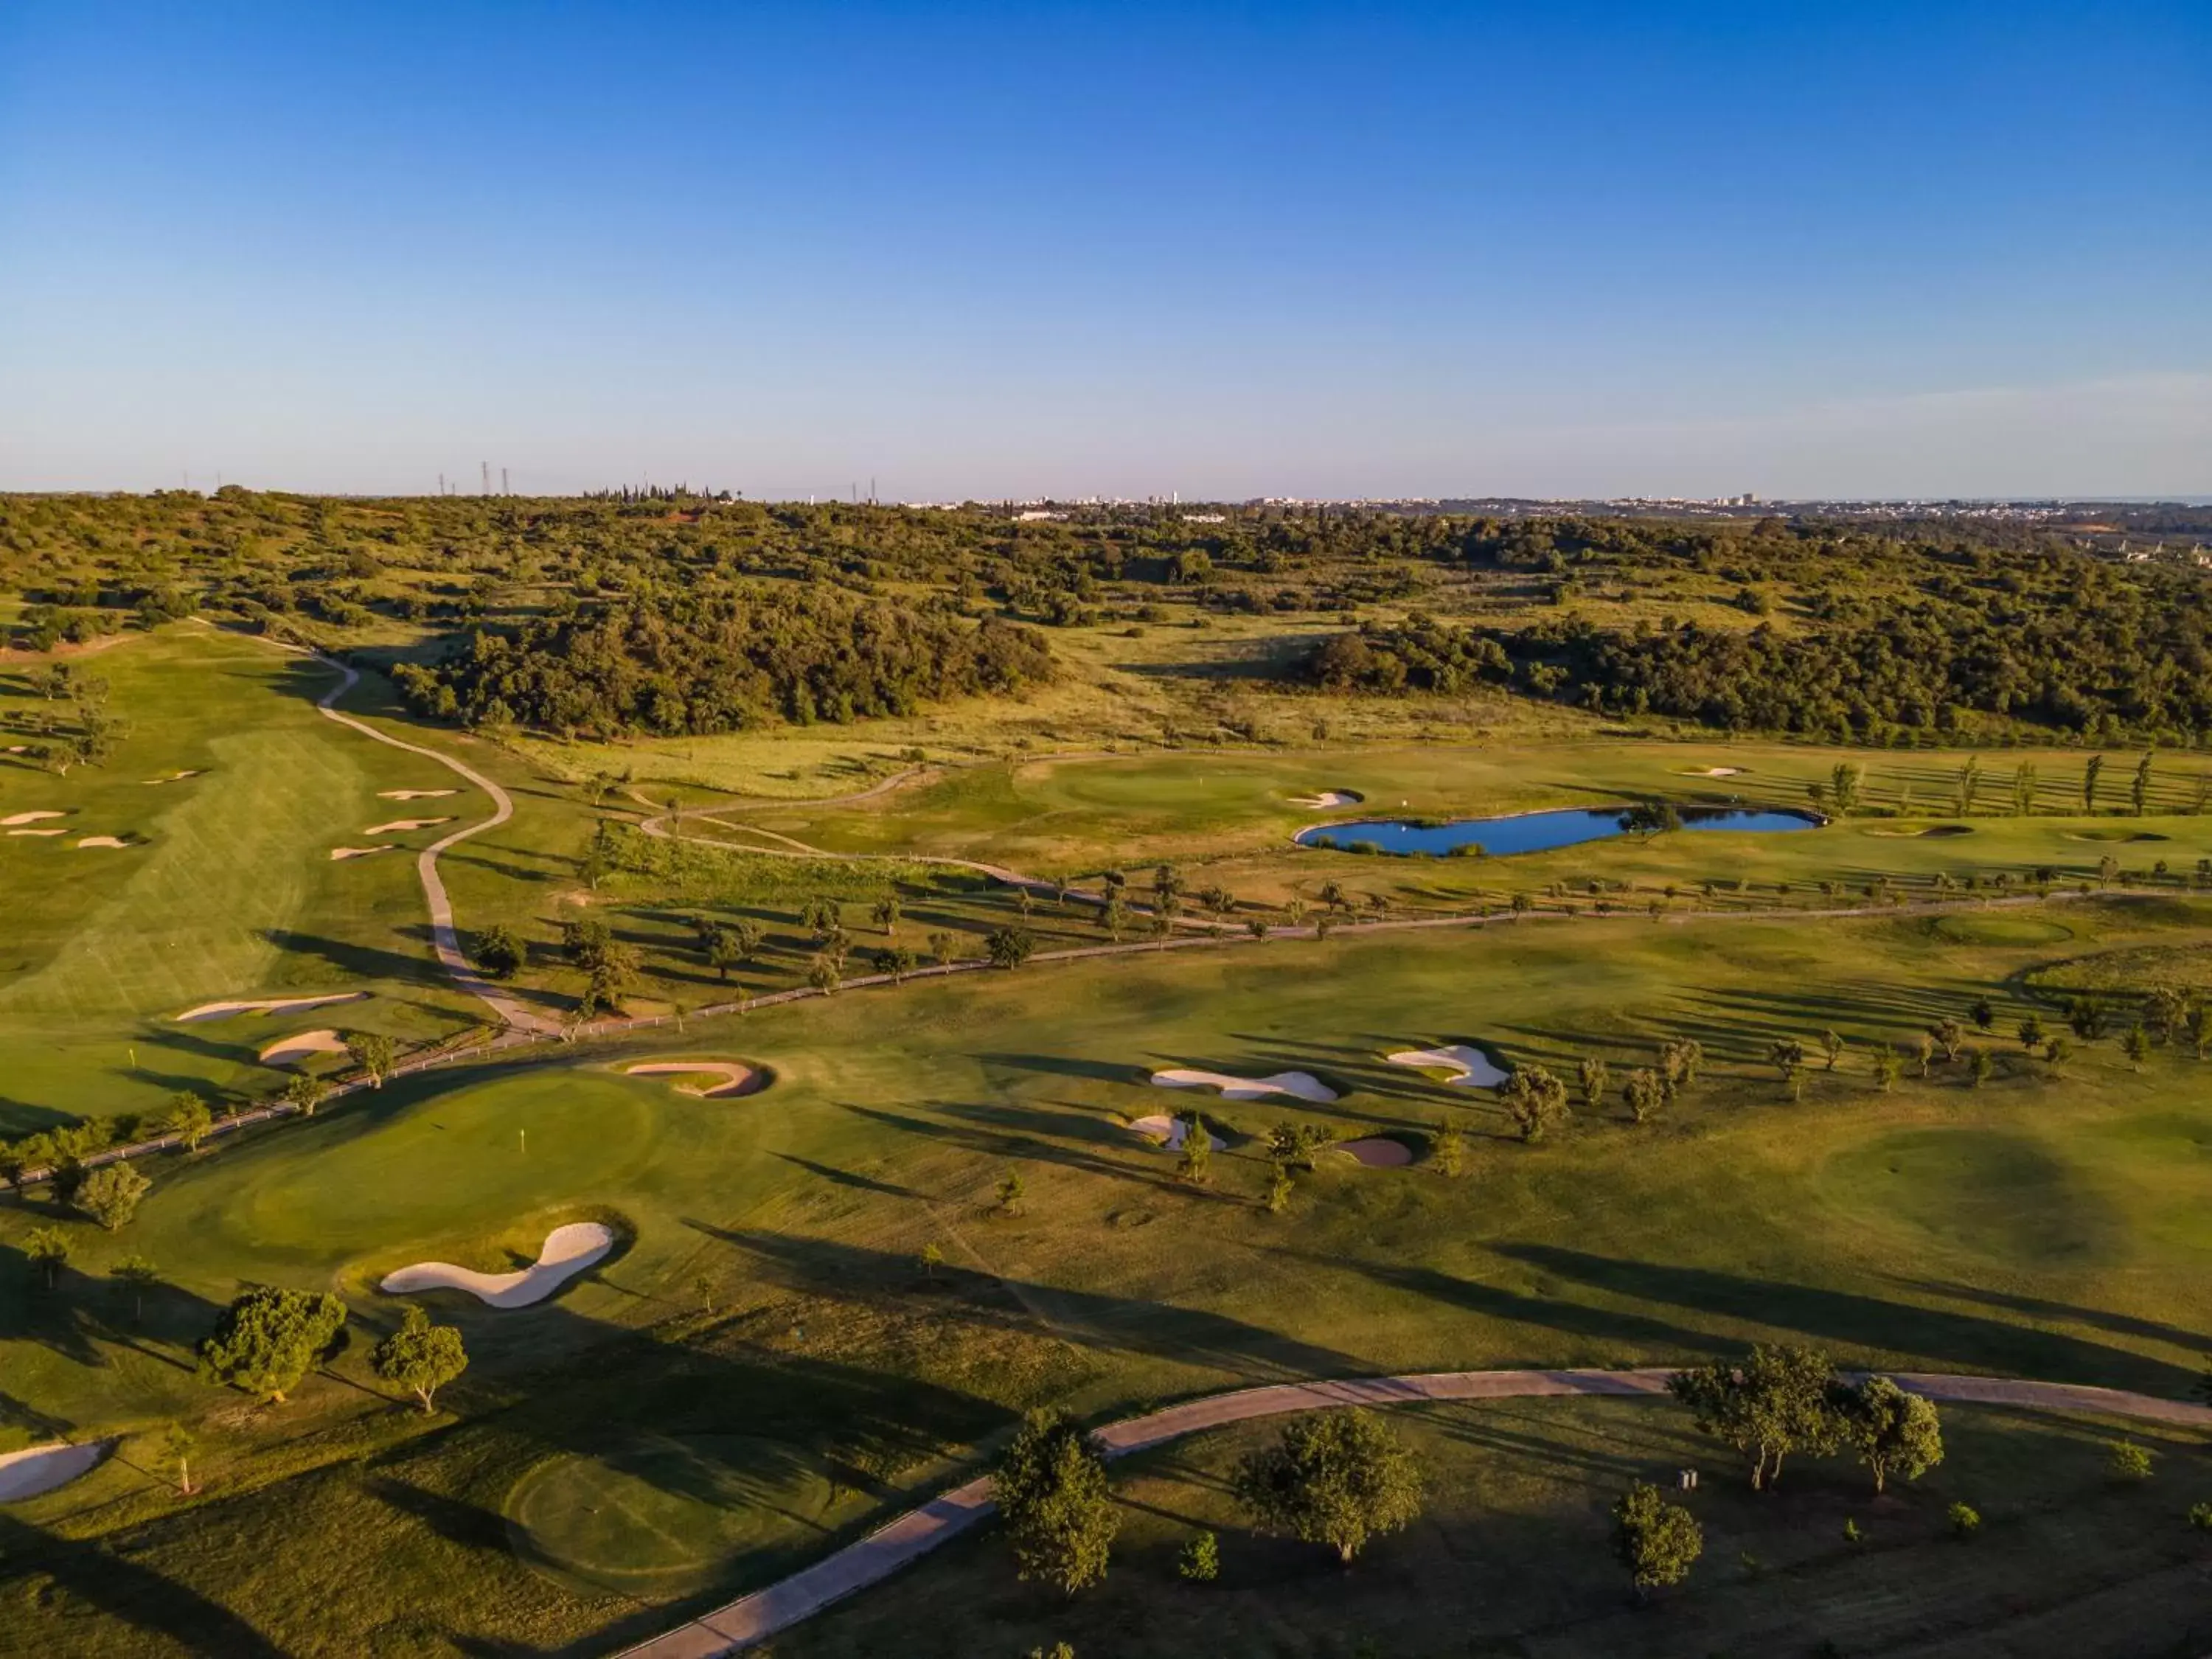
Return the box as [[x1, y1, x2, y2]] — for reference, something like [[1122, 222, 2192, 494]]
[[3, 1, 2206, 499]]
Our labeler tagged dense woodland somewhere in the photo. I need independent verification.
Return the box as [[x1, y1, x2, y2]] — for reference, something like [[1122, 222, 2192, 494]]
[[4, 487, 2211, 741]]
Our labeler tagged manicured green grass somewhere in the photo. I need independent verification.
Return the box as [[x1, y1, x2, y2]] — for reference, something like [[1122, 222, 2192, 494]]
[[4, 898, 2211, 1653], [0, 628, 484, 1130]]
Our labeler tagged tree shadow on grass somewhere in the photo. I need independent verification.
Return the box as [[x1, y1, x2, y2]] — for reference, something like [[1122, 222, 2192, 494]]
[[265, 928, 445, 990], [0, 1512, 288, 1658], [1492, 1244, 2202, 1394], [836, 1101, 1183, 1193], [769, 1153, 920, 1200]]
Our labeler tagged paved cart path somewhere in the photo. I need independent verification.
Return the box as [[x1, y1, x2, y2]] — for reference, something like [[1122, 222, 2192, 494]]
[[619, 1366, 2212, 1658]]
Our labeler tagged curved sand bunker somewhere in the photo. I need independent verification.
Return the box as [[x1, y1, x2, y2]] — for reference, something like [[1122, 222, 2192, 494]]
[[142, 770, 204, 785], [1338, 1138, 1413, 1166], [625, 1061, 769, 1099], [363, 817, 455, 835], [1681, 766, 1746, 778], [1127, 1113, 1228, 1152], [7, 828, 64, 838], [75, 836, 131, 850], [378, 788, 459, 801], [176, 990, 368, 1023], [1290, 790, 1365, 809], [1387, 1045, 1509, 1088], [0, 1439, 112, 1503], [0, 810, 64, 826], [330, 844, 397, 861], [380, 1222, 616, 1309], [1151, 1068, 1338, 1103], [259, 1029, 349, 1066]]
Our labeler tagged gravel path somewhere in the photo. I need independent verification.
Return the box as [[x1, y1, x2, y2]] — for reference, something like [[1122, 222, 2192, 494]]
[[617, 1366, 2212, 1658]]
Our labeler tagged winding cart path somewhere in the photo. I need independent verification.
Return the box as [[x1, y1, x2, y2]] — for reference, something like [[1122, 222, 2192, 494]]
[[619, 1366, 2212, 1658]]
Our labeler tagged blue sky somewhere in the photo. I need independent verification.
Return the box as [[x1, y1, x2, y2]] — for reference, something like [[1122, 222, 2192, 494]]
[[2, 1, 2207, 498]]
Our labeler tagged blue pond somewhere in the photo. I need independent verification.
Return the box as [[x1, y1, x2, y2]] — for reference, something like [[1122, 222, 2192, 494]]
[[1295, 806, 1822, 858]]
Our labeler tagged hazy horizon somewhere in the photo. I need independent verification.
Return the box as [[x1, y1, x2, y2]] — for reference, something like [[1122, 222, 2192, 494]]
[[4, 2, 2207, 500]]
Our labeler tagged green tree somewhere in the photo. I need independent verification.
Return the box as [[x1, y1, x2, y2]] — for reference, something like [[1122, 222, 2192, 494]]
[[1501, 1064, 1570, 1143], [2083, 752, 2105, 813], [1611, 1481, 1703, 1602], [917, 1240, 945, 1279], [473, 922, 526, 979], [1949, 1500, 1982, 1538], [1820, 1029, 1845, 1071], [1970, 997, 1995, 1030], [993, 1409, 1120, 1594], [1178, 1528, 1220, 1582], [2017, 1013, 2045, 1051], [926, 929, 960, 965], [1176, 1116, 1213, 1185], [198, 1286, 347, 1403], [1769, 1039, 1807, 1099], [1430, 1118, 1464, 1175], [25, 1224, 70, 1289], [74, 1161, 150, 1231], [372, 1304, 469, 1414], [1234, 1408, 1424, 1564], [2109, 1439, 2155, 1481], [806, 953, 843, 994], [996, 1167, 1026, 1216], [347, 1031, 396, 1088], [1621, 1067, 1666, 1123], [1618, 799, 1682, 840], [163, 1092, 214, 1153], [285, 1072, 331, 1117], [2132, 750, 2154, 816], [1668, 1344, 1844, 1491], [871, 891, 902, 936], [2123, 1023, 2151, 1070], [1262, 1160, 1295, 1214], [1577, 1055, 1610, 1110], [1832, 1377, 1944, 1492], [159, 1422, 198, 1495], [987, 926, 1037, 969], [1969, 1047, 1994, 1088]]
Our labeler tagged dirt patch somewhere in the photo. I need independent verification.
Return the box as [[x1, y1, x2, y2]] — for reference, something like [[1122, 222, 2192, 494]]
[[1338, 1138, 1413, 1166]]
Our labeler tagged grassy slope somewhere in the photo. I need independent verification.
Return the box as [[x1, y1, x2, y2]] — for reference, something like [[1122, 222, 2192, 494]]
[[4, 902, 2211, 1653], [0, 630, 485, 1131]]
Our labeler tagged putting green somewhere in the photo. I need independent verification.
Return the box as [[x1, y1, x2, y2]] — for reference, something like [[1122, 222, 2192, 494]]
[[193, 1069, 659, 1260], [1928, 913, 2075, 946], [1815, 1127, 2124, 1267], [507, 1433, 846, 1597]]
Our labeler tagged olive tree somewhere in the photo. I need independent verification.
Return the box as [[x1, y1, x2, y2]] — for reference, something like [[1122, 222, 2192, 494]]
[[198, 1286, 347, 1403], [1612, 1481, 1703, 1601], [1668, 1344, 1843, 1492], [1831, 1376, 1944, 1493], [372, 1304, 469, 1414], [1234, 1408, 1423, 1564], [994, 1409, 1120, 1594]]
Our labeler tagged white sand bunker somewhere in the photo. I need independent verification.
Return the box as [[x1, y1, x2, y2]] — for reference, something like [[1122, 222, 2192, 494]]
[[0, 1439, 112, 1503], [330, 844, 397, 860], [1681, 766, 1746, 778], [7, 828, 64, 837], [75, 836, 131, 850], [1387, 1045, 1509, 1088], [380, 1222, 615, 1309], [379, 788, 458, 801], [625, 1060, 768, 1099], [362, 817, 455, 835], [142, 770, 204, 784], [259, 1029, 349, 1065], [1127, 1113, 1228, 1152], [0, 810, 63, 826], [176, 990, 368, 1023], [1290, 790, 1364, 809], [1151, 1068, 1339, 1103], [1338, 1138, 1413, 1167]]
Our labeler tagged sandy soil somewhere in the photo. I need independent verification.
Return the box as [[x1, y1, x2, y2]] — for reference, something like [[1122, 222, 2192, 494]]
[[380, 1222, 615, 1309], [0, 1439, 111, 1502], [258, 1029, 349, 1065], [6, 828, 64, 837], [1290, 790, 1364, 808], [1150, 1068, 1339, 1102], [175, 991, 368, 1023], [625, 1060, 768, 1098], [0, 810, 64, 826], [1387, 1044, 1509, 1088], [75, 836, 131, 849], [362, 817, 455, 835], [378, 788, 459, 800], [1126, 1113, 1228, 1151], [329, 844, 397, 860], [1338, 1137, 1413, 1166]]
